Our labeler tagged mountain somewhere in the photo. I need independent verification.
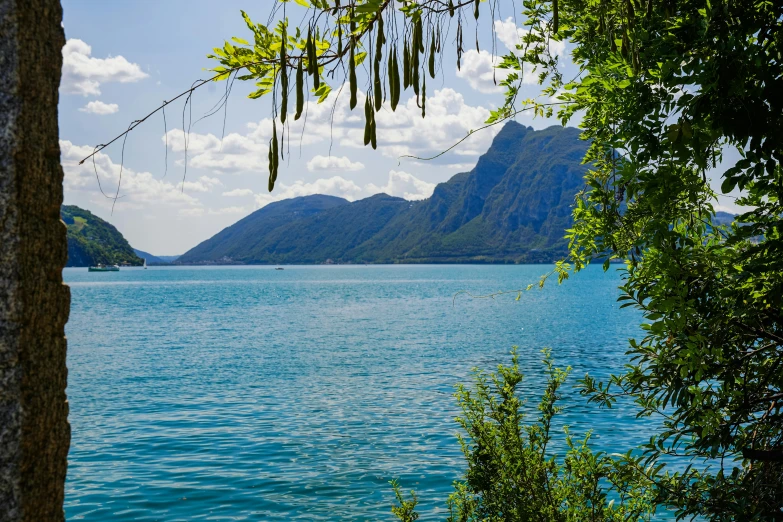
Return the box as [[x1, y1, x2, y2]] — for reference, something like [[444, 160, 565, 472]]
[[62, 206, 143, 267], [713, 211, 736, 226], [133, 249, 174, 265], [178, 123, 592, 264], [155, 255, 181, 264], [180, 194, 350, 264]]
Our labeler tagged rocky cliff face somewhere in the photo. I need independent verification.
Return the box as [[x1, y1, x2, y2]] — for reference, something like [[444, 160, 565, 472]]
[[178, 123, 592, 264]]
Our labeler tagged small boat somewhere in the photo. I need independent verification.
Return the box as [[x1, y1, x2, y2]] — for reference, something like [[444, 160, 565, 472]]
[[88, 264, 120, 272], [143, 258, 148, 270], [275, 267, 284, 270]]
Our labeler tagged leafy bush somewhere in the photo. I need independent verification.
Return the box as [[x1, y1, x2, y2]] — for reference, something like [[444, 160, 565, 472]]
[[392, 349, 655, 521]]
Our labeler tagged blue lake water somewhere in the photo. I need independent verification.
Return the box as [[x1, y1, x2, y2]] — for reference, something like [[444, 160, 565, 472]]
[[64, 265, 655, 521]]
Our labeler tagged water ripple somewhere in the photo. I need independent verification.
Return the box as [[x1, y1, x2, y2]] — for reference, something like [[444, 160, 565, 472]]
[[65, 265, 654, 521]]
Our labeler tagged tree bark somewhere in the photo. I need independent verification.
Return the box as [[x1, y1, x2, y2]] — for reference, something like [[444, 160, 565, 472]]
[[0, 0, 70, 520]]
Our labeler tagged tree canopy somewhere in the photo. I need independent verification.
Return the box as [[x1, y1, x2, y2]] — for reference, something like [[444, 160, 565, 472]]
[[207, 0, 783, 518]]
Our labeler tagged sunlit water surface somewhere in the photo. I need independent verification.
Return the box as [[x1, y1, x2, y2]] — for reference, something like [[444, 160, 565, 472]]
[[64, 265, 657, 521]]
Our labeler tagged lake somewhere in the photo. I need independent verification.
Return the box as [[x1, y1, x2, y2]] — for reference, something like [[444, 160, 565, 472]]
[[63, 265, 654, 521]]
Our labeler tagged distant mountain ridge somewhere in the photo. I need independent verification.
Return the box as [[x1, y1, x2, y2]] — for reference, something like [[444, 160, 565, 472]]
[[133, 249, 181, 265], [178, 123, 593, 264], [62, 206, 143, 267], [155, 255, 182, 264]]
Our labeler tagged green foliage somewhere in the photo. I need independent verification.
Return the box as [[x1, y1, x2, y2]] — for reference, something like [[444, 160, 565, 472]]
[[61, 205, 143, 267], [210, 1, 515, 192], [390, 479, 419, 522], [218, 0, 783, 517], [534, 0, 783, 518], [392, 350, 655, 521]]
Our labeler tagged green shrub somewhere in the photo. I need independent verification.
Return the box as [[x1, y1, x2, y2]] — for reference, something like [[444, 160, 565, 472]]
[[392, 349, 655, 521]]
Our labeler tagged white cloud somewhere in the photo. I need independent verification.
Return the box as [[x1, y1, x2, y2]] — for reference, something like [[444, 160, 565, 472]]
[[79, 100, 119, 115], [253, 170, 435, 208], [355, 88, 497, 157], [254, 176, 365, 207], [60, 140, 202, 211], [179, 208, 205, 217], [164, 87, 498, 173], [307, 155, 365, 172], [495, 18, 566, 60], [163, 129, 261, 174], [366, 170, 436, 201], [62, 39, 148, 96], [181, 176, 222, 193], [456, 50, 510, 94], [209, 206, 248, 215], [445, 163, 476, 171], [178, 205, 250, 218], [222, 188, 255, 197], [456, 19, 569, 94]]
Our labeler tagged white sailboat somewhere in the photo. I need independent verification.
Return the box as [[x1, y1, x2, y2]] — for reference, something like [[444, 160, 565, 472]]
[[143, 258, 147, 269]]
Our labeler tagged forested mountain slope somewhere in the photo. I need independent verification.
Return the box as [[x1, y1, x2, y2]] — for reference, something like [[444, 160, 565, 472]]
[[62, 206, 142, 267], [178, 123, 593, 264]]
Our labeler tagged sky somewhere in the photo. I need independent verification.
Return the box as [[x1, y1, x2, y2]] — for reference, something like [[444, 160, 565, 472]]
[[58, 1, 742, 255]]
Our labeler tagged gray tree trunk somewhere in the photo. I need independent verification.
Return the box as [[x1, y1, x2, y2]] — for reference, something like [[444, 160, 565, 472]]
[[0, 0, 70, 520]]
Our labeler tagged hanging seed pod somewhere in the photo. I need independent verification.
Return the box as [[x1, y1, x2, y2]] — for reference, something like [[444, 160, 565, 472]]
[[377, 15, 385, 57], [374, 60, 382, 111], [280, 75, 288, 123], [306, 26, 320, 90], [280, 27, 288, 123], [553, 0, 559, 33], [279, 123, 284, 161], [421, 76, 426, 118], [403, 42, 411, 89], [364, 94, 372, 146], [267, 142, 274, 192], [449, 0, 455, 17], [268, 121, 279, 191], [349, 40, 358, 109], [272, 120, 279, 170], [411, 21, 418, 58], [370, 118, 377, 150], [306, 28, 314, 75], [369, 28, 375, 68], [474, 0, 480, 20], [390, 47, 400, 111], [428, 32, 436, 78], [338, 19, 343, 56], [387, 47, 395, 104], [308, 33, 316, 75], [295, 58, 304, 120], [456, 23, 463, 70], [415, 19, 424, 54], [413, 51, 420, 96], [412, 26, 421, 95], [311, 42, 320, 91]]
